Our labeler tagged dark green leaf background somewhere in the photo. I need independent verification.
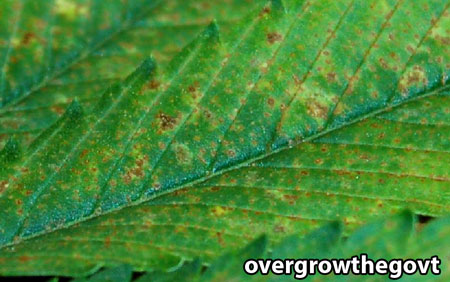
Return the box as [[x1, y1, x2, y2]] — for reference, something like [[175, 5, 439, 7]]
[[0, 0, 448, 280]]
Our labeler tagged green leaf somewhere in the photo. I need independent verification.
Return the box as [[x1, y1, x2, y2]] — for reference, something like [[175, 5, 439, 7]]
[[0, 0, 159, 108], [0, 0, 258, 147], [139, 212, 450, 281], [0, 0, 449, 278], [0, 94, 447, 276], [72, 264, 133, 282], [135, 260, 202, 282]]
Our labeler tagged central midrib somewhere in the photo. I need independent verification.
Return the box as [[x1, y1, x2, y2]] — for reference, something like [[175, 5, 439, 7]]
[[2, 82, 448, 250]]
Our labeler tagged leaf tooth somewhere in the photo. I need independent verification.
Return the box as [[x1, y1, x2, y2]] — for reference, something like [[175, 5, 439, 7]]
[[122, 57, 157, 86], [94, 57, 157, 113], [202, 20, 220, 43], [270, 0, 287, 14], [64, 99, 84, 122], [0, 138, 21, 164]]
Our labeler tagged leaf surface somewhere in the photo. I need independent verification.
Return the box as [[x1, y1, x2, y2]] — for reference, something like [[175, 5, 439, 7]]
[[0, 93, 448, 276], [120, 213, 450, 281], [0, 0, 449, 276], [0, 0, 257, 147]]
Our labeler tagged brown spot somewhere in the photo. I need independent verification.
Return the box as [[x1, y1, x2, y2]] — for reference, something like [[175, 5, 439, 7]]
[[0, 181, 8, 193], [148, 80, 160, 90], [188, 85, 196, 93], [19, 256, 32, 262], [227, 149, 236, 157], [51, 105, 64, 115], [315, 158, 323, 165], [326, 72, 337, 82], [307, 102, 328, 119], [283, 194, 299, 205], [267, 97, 275, 107], [80, 149, 88, 159], [260, 6, 271, 16], [267, 32, 283, 44], [378, 58, 389, 69], [174, 144, 192, 164], [204, 110, 212, 119], [157, 112, 177, 130], [216, 232, 225, 246], [406, 45, 415, 53], [274, 225, 286, 233], [22, 32, 35, 45], [104, 236, 111, 248], [122, 172, 132, 185]]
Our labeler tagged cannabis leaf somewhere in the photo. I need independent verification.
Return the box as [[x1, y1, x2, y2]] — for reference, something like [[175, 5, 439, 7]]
[[63, 212, 450, 281], [1, 92, 448, 276], [191, 213, 450, 281], [0, 0, 449, 278], [0, 0, 256, 147]]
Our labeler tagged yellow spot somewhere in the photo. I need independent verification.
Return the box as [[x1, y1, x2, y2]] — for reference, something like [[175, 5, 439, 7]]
[[211, 206, 230, 216], [55, 0, 88, 20]]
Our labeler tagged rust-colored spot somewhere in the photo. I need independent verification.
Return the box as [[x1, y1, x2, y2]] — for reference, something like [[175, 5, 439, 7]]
[[188, 85, 196, 93], [22, 32, 35, 45], [260, 6, 271, 16], [0, 181, 8, 193], [267, 97, 275, 107], [274, 225, 286, 233], [216, 232, 225, 246], [307, 102, 328, 119], [19, 256, 32, 262], [227, 149, 236, 157], [80, 149, 89, 159], [378, 57, 389, 69], [327, 72, 337, 82], [104, 236, 111, 248], [267, 32, 283, 44], [157, 112, 177, 130], [283, 194, 299, 205], [204, 110, 212, 119], [122, 171, 132, 185], [51, 105, 64, 115], [148, 80, 160, 90]]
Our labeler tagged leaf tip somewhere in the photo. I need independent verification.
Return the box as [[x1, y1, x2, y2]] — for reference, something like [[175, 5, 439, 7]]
[[65, 99, 84, 121], [1, 137, 21, 163], [203, 20, 220, 42], [140, 56, 157, 75], [270, 0, 286, 14]]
